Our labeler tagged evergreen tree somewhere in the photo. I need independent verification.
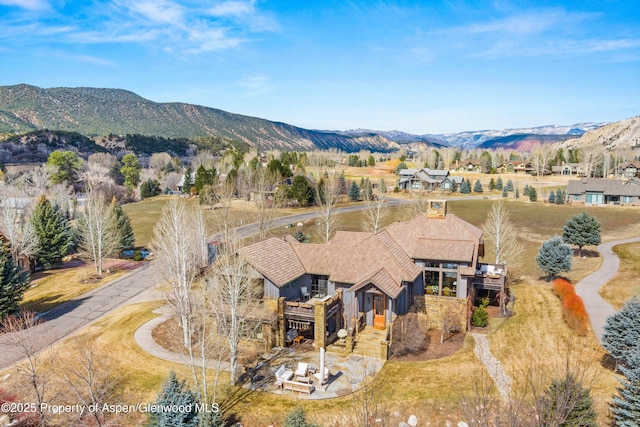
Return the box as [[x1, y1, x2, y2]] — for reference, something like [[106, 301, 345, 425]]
[[288, 176, 315, 206], [555, 188, 564, 205], [395, 161, 408, 174], [182, 166, 194, 194], [293, 229, 311, 243], [611, 347, 640, 425], [30, 196, 73, 268], [316, 177, 326, 204], [536, 236, 572, 281], [46, 150, 83, 185], [540, 374, 597, 427], [505, 179, 514, 192], [562, 212, 601, 257], [529, 187, 537, 202], [338, 173, 347, 194], [460, 180, 471, 194], [523, 184, 530, 197], [514, 187, 520, 199], [120, 153, 141, 191], [146, 371, 199, 427], [194, 165, 215, 194], [496, 177, 503, 190], [502, 188, 508, 198], [283, 406, 319, 427], [140, 178, 162, 199], [473, 179, 483, 193], [110, 197, 135, 251], [603, 297, 640, 369], [378, 178, 387, 194], [368, 155, 375, 167], [348, 181, 361, 201], [489, 177, 496, 191], [548, 191, 556, 204], [0, 246, 30, 320]]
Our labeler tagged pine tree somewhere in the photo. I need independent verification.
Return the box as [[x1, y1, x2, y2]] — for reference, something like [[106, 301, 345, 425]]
[[120, 153, 141, 191], [502, 187, 508, 198], [496, 177, 503, 190], [529, 187, 537, 202], [460, 180, 471, 194], [474, 179, 483, 193], [523, 184, 530, 197], [540, 374, 597, 427], [293, 229, 311, 243], [289, 175, 315, 206], [147, 371, 199, 427], [30, 196, 73, 268], [0, 246, 30, 320], [489, 178, 496, 190], [349, 182, 361, 201], [110, 197, 135, 251], [378, 178, 387, 194], [515, 187, 519, 199], [283, 406, 319, 427], [505, 179, 514, 192], [182, 166, 194, 194], [555, 188, 564, 205], [536, 236, 572, 281], [603, 297, 640, 369], [338, 173, 347, 194], [611, 347, 640, 425], [562, 212, 601, 257], [140, 178, 162, 199], [548, 191, 556, 204]]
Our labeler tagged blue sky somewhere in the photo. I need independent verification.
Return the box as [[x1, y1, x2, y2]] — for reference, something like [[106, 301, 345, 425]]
[[1, 0, 639, 134]]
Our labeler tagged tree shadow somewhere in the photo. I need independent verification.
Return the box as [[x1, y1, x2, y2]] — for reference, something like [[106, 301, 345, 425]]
[[21, 294, 66, 313], [574, 249, 600, 258], [40, 296, 90, 321], [600, 353, 617, 372]]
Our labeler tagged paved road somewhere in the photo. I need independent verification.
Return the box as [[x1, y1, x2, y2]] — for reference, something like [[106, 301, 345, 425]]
[[575, 236, 640, 343], [0, 194, 495, 370]]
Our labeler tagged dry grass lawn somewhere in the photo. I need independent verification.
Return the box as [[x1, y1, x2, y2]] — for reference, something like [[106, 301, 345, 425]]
[[20, 260, 132, 313], [599, 242, 640, 309]]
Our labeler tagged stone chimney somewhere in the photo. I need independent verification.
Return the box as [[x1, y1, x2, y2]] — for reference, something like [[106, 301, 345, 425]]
[[427, 200, 447, 219]]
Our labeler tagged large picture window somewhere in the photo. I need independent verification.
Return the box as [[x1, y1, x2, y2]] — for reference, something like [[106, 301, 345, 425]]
[[311, 275, 329, 298], [423, 261, 460, 297]]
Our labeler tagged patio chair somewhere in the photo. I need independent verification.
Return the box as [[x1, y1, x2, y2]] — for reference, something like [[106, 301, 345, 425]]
[[314, 367, 329, 385], [294, 362, 308, 377], [274, 364, 294, 387], [300, 286, 310, 301]]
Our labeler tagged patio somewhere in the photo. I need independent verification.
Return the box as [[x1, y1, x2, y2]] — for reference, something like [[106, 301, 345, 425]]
[[242, 346, 384, 400]]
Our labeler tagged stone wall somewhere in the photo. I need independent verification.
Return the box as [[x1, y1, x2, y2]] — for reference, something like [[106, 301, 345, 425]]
[[424, 295, 468, 332]]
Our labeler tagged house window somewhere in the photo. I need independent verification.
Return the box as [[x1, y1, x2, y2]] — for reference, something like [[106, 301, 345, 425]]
[[442, 272, 457, 297], [623, 196, 633, 203], [573, 195, 580, 200], [311, 275, 328, 298], [443, 262, 458, 270], [586, 193, 603, 204]]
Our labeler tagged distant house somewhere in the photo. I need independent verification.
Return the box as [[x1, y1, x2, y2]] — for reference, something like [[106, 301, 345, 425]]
[[397, 168, 463, 191], [176, 171, 196, 192], [567, 178, 640, 206], [618, 162, 640, 179], [456, 159, 483, 173], [497, 161, 534, 174], [551, 162, 583, 176], [239, 200, 506, 353]]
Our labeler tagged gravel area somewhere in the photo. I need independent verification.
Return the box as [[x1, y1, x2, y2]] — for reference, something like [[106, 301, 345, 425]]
[[471, 333, 512, 402]]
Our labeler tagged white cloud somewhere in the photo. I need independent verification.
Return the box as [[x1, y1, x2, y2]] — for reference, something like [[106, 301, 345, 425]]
[[208, 1, 254, 17], [125, 0, 185, 25], [0, 0, 49, 10], [238, 75, 270, 94]]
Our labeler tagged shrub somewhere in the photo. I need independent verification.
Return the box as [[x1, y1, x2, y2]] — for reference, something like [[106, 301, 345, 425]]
[[471, 298, 489, 327], [133, 250, 143, 261], [552, 279, 589, 336]]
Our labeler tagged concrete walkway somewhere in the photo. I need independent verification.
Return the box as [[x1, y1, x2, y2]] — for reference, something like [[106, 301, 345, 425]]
[[575, 236, 640, 343]]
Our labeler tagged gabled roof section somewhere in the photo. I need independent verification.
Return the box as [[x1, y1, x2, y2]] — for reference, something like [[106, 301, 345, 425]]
[[240, 236, 306, 286], [350, 268, 404, 298], [567, 179, 640, 196]]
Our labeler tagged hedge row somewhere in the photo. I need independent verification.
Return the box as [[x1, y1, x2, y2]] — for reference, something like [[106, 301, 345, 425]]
[[552, 278, 590, 336]]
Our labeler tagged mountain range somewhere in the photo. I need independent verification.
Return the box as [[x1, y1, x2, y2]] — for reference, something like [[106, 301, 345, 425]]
[[0, 84, 630, 153]]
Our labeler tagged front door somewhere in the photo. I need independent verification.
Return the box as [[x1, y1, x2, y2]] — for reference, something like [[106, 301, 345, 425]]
[[373, 294, 386, 329]]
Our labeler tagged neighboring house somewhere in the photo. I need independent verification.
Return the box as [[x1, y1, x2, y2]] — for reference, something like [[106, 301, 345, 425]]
[[0, 197, 34, 271], [567, 178, 640, 206], [497, 161, 534, 174], [456, 159, 483, 173], [618, 162, 640, 179], [175, 172, 196, 192], [397, 168, 463, 191], [240, 200, 506, 352], [551, 162, 583, 176]]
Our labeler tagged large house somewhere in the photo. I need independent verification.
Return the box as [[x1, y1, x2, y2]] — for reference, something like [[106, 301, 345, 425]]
[[567, 178, 640, 205], [618, 162, 640, 179], [497, 161, 534, 174], [397, 168, 463, 191], [551, 162, 583, 176], [240, 201, 506, 354]]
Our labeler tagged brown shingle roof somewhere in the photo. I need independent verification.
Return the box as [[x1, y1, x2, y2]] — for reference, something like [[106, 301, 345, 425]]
[[567, 179, 640, 197], [350, 268, 404, 298], [240, 237, 306, 286]]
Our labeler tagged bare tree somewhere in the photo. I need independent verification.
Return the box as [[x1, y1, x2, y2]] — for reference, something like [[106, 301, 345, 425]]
[[87, 152, 118, 171], [402, 190, 429, 220], [25, 165, 55, 196], [482, 200, 523, 267], [56, 338, 122, 427], [0, 201, 39, 264], [149, 152, 172, 173], [151, 198, 206, 347], [580, 144, 603, 178], [362, 189, 388, 233], [245, 166, 278, 241], [77, 192, 119, 277], [315, 175, 341, 242], [1, 311, 57, 427]]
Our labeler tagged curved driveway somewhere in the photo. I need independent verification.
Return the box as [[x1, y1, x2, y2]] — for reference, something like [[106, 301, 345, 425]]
[[575, 236, 640, 343]]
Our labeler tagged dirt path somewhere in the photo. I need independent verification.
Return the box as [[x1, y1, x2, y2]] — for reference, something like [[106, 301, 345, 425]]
[[575, 236, 640, 343]]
